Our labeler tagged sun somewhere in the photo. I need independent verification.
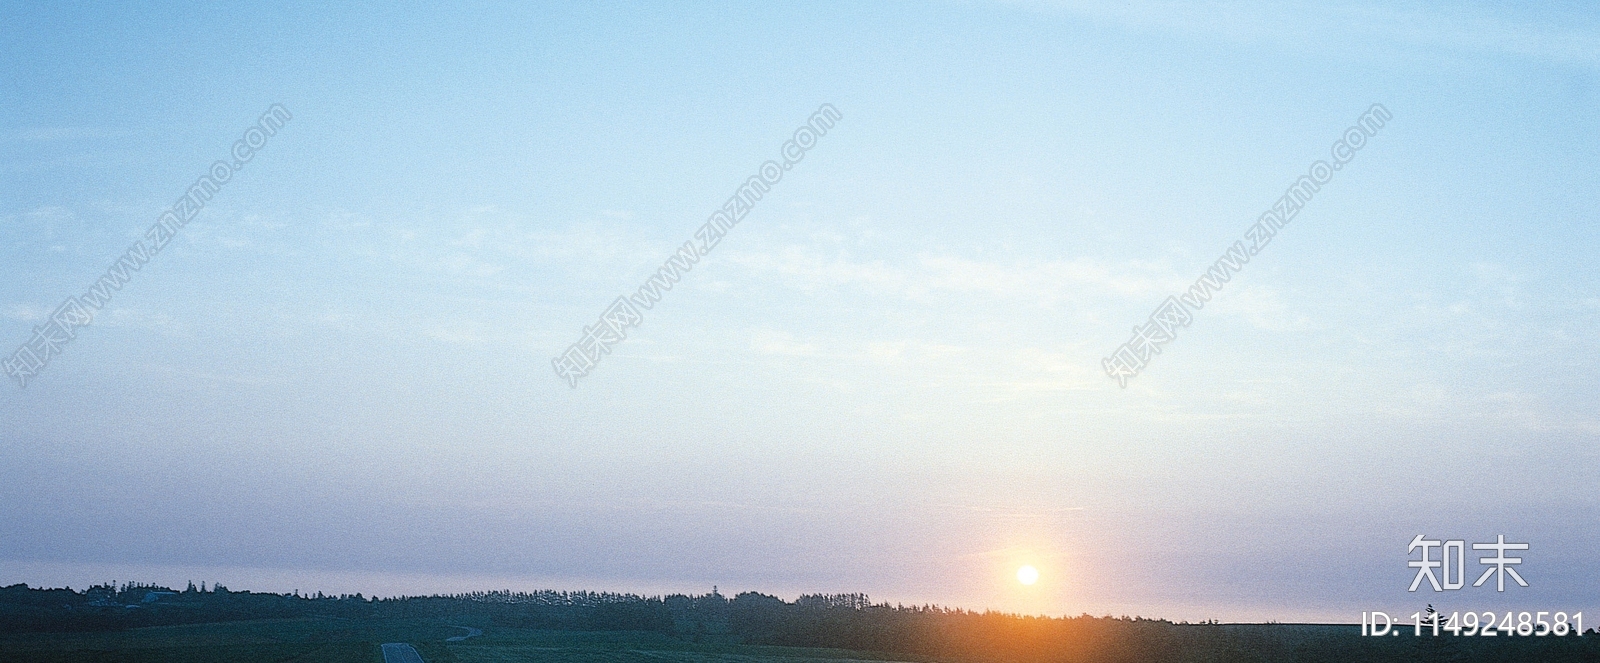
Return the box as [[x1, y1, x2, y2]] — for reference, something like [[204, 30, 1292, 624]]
[[1016, 565, 1039, 586]]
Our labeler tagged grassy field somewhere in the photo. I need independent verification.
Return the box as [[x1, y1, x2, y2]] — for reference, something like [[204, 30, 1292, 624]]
[[8, 615, 1594, 662], [0, 618, 926, 663], [443, 627, 930, 663]]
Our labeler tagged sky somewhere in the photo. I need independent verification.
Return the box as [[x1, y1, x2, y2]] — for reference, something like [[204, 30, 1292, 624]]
[[2, 1, 1598, 623]]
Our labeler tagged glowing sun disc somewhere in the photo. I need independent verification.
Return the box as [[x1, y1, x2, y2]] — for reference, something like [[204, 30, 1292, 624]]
[[1016, 565, 1039, 585]]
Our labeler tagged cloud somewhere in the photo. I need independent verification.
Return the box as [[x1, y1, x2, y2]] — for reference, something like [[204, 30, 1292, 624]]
[[5, 127, 131, 142], [422, 318, 491, 345], [726, 246, 1184, 308], [1005, 1, 1600, 68], [5, 304, 45, 322], [1204, 283, 1311, 332], [751, 329, 822, 357], [725, 247, 910, 296], [98, 308, 190, 337]]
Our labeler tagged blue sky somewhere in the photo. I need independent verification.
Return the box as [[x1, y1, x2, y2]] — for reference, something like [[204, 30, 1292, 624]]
[[2, 1, 1598, 621]]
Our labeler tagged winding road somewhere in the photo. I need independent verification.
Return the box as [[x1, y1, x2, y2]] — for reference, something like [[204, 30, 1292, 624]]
[[446, 626, 484, 642], [380, 642, 426, 663]]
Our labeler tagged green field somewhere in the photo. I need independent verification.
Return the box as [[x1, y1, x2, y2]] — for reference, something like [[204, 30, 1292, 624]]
[[0, 618, 927, 663]]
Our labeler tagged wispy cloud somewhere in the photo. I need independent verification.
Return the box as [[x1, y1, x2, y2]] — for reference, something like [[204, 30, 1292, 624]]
[[1007, 1, 1600, 68], [726, 246, 1184, 307], [4, 127, 131, 142]]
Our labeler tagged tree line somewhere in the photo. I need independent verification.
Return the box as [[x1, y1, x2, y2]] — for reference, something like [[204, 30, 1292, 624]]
[[2, 583, 1596, 662]]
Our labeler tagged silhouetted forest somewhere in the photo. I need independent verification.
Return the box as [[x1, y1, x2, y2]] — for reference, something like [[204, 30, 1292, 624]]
[[2, 583, 1597, 662]]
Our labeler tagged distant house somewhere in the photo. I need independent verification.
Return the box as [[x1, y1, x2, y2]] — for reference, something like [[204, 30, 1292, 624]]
[[142, 591, 178, 603]]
